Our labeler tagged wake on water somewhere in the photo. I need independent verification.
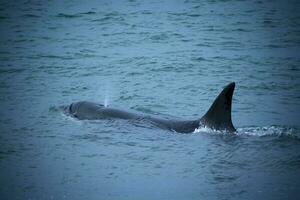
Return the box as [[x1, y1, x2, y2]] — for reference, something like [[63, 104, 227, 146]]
[[236, 126, 299, 138], [194, 125, 299, 139]]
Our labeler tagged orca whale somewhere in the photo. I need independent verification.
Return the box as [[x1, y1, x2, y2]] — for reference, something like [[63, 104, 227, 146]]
[[64, 82, 236, 133]]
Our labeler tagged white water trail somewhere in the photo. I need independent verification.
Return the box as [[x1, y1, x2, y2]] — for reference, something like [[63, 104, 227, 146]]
[[193, 125, 298, 138]]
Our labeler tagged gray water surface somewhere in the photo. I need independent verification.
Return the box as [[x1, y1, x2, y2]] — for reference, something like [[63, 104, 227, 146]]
[[0, 0, 300, 199]]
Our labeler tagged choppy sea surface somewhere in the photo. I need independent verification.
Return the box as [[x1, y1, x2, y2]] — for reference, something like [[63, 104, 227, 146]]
[[0, 0, 300, 199]]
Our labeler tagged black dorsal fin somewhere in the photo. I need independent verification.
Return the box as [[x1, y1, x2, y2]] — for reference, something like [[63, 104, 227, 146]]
[[200, 82, 236, 132]]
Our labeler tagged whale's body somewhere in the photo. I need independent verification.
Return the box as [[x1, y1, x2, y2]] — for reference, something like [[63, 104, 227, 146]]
[[64, 82, 236, 133]]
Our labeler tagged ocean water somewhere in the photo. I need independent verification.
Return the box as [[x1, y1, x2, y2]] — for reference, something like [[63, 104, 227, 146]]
[[0, 0, 300, 199]]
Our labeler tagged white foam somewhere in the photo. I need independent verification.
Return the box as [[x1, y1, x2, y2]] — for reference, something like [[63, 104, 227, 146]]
[[193, 126, 230, 134]]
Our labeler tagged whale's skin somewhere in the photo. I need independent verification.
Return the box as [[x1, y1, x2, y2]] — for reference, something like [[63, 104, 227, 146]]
[[66, 101, 200, 133], [64, 82, 236, 133]]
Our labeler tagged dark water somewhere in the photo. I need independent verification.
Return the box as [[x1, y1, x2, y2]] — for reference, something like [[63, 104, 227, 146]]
[[0, 0, 300, 199]]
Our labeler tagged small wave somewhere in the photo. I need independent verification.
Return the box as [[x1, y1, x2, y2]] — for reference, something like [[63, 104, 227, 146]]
[[80, 11, 96, 15], [38, 54, 73, 60], [49, 105, 64, 113], [56, 13, 82, 18], [22, 14, 40, 18], [232, 28, 251, 32], [236, 126, 299, 138], [91, 12, 124, 23], [0, 16, 8, 20], [187, 14, 201, 17], [167, 12, 187, 16], [149, 33, 169, 41], [191, 57, 208, 62], [91, 16, 112, 22], [0, 68, 25, 74]]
